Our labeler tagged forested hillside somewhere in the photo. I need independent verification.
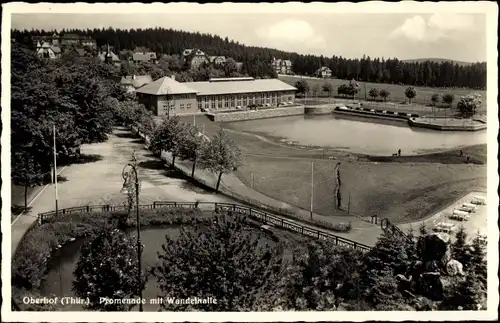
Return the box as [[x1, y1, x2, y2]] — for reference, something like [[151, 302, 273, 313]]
[[12, 27, 486, 89]]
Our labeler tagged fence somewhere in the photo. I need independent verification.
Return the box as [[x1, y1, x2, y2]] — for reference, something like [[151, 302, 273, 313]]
[[380, 217, 408, 240], [37, 201, 372, 253]]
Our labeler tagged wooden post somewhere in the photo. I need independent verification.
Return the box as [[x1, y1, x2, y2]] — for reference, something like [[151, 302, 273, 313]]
[[348, 192, 351, 215]]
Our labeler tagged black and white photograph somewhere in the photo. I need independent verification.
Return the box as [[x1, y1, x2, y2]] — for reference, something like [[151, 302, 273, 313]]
[[1, 2, 498, 322]]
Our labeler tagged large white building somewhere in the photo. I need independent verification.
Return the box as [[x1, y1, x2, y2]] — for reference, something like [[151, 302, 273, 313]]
[[136, 76, 297, 116]]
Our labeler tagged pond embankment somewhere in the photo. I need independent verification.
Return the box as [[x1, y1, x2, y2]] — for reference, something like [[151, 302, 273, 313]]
[[207, 106, 305, 122]]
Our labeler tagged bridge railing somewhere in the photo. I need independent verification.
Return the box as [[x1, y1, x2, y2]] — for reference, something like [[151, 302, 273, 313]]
[[37, 201, 372, 253], [380, 217, 408, 240]]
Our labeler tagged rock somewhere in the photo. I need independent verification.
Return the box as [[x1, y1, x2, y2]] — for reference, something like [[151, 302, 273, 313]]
[[446, 259, 464, 276], [396, 274, 412, 292], [421, 233, 451, 265], [417, 272, 443, 301], [396, 274, 411, 283], [413, 296, 437, 311]]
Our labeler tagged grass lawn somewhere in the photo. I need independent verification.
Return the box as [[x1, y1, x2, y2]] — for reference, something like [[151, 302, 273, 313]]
[[362, 144, 487, 165], [236, 155, 487, 224], [279, 75, 487, 109]]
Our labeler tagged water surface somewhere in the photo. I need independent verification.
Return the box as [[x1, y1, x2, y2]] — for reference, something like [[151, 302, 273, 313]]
[[227, 114, 487, 155]]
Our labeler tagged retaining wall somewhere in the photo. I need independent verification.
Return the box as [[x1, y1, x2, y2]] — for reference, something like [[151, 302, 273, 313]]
[[210, 106, 305, 122], [333, 109, 410, 123], [304, 105, 337, 115], [408, 118, 487, 131]]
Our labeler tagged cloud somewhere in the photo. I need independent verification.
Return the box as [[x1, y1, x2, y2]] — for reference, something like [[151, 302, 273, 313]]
[[391, 15, 428, 41], [256, 19, 326, 52], [391, 14, 477, 42]]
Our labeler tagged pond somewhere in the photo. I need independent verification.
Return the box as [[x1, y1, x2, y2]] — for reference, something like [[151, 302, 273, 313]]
[[39, 225, 276, 311], [226, 114, 487, 155]]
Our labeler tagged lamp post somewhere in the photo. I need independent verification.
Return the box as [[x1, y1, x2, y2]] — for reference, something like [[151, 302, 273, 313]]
[[121, 163, 143, 312]]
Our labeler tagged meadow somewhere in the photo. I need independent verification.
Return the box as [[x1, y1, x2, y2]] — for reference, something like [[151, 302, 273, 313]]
[[235, 154, 487, 223], [278, 75, 487, 108]]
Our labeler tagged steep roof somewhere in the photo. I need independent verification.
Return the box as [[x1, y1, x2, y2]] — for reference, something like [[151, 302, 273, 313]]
[[120, 75, 154, 89], [136, 76, 199, 95], [98, 51, 120, 62], [317, 66, 331, 72], [183, 78, 297, 96]]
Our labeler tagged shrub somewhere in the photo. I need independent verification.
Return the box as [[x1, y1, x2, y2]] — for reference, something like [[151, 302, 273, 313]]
[[379, 89, 390, 102], [431, 93, 440, 106], [442, 93, 455, 107], [368, 88, 380, 100], [404, 87, 417, 104]]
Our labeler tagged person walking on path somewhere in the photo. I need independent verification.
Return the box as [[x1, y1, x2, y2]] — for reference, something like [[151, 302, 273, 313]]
[[398, 149, 401, 157], [132, 150, 137, 164]]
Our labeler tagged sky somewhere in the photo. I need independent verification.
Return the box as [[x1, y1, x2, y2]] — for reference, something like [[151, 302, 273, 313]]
[[9, 6, 487, 63]]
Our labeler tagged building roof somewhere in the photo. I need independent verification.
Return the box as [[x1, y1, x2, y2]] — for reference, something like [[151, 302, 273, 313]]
[[317, 66, 332, 72], [283, 60, 292, 66], [74, 48, 85, 56], [120, 75, 153, 89], [136, 76, 199, 95], [184, 48, 206, 58], [133, 52, 157, 62], [209, 56, 226, 63], [183, 78, 297, 96], [98, 51, 121, 62]]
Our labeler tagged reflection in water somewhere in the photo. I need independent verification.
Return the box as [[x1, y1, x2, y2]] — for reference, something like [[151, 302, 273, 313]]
[[40, 226, 274, 311], [227, 114, 487, 155]]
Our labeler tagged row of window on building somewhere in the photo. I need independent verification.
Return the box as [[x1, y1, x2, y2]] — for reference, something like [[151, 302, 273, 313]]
[[195, 92, 294, 110]]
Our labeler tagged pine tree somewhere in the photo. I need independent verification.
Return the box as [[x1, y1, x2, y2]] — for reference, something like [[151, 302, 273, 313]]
[[451, 226, 472, 269], [470, 233, 487, 287]]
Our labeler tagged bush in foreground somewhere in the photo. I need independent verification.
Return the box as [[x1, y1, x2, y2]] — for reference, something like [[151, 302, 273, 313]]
[[152, 212, 284, 311], [73, 229, 144, 311]]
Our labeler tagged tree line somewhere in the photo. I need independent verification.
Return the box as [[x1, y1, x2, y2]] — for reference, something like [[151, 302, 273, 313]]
[[12, 28, 486, 89], [71, 213, 487, 311]]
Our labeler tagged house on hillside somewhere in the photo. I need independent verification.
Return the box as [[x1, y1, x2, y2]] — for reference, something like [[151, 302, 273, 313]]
[[209, 56, 227, 66], [271, 57, 293, 75], [132, 49, 158, 64], [98, 44, 121, 67], [33, 33, 97, 56], [36, 41, 61, 59], [315, 66, 332, 78], [182, 49, 209, 70], [120, 75, 154, 93]]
